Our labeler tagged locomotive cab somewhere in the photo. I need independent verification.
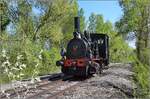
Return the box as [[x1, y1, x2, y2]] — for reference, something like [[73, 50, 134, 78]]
[[90, 34, 109, 66]]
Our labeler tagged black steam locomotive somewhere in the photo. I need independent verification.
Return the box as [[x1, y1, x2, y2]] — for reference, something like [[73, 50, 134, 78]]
[[56, 17, 109, 77]]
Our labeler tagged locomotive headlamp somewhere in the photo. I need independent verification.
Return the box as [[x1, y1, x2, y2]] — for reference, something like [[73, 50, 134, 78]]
[[64, 59, 72, 67]]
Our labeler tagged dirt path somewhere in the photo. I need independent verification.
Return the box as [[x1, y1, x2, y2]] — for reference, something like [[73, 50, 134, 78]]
[[57, 63, 137, 99]]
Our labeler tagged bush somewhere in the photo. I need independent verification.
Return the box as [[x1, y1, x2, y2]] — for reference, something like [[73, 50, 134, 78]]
[[109, 35, 133, 63], [0, 39, 60, 83], [39, 47, 61, 75], [131, 56, 150, 98]]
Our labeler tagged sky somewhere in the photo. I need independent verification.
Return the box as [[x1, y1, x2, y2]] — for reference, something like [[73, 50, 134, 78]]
[[77, 0, 123, 24]]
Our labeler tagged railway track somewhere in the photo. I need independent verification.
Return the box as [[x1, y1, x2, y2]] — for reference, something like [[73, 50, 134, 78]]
[[0, 73, 63, 99], [0, 73, 91, 99]]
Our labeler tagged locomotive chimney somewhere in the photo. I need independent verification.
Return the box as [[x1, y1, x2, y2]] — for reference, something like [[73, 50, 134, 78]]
[[74, 17, 80, 32]]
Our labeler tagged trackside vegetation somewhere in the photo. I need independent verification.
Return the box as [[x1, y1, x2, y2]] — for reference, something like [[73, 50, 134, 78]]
[[116, 0, 150, 98]]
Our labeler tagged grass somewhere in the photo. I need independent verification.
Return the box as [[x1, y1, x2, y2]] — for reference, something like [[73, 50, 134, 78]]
[[133, 60, 150, 98]]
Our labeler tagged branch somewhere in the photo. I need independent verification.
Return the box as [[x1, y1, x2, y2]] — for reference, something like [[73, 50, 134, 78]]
[[32, 2, 53, 41]]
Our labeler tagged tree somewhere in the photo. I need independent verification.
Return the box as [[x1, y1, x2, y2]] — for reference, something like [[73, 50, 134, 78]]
[[115, 0, 150, 65], [0, 0, 80, 83], [78, 8, 85, 32], [88, 13, 97, 32], [116, 1, 150, 96], [95, 14, 104, 33], [88, 13, 113, 34], [60, 0, 78, 44], [0, 1, 10, 32], [16, 0, 34, 41], [95, 15, 113, 34]]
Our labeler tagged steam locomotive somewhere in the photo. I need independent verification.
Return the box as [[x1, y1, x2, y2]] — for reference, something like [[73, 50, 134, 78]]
[[56, 17, 109, 77]]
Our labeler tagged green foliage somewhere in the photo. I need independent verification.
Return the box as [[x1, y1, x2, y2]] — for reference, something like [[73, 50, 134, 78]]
[[95, 14, 114, 34], [88, 13, 97, 32], [0, 40, 61, 83], [0, 0, 10, 31], [39, 24, 63, 43], [95, 14, 104, 33], [116, 0, 150, 97], [0, 0, 79, 84], [78, 8, 85, 32], [116, 0, 150, 65], [40, 48, 61, 75], [88, 13, 114, 34], [131, 56, 150, 98], [116, 0, 150, 35], [61, 0, 78, 43], [110, 34, 133, 63]]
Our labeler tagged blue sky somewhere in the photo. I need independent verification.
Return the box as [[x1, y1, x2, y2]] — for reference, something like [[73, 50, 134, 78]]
[[77, 0, 122, 24]]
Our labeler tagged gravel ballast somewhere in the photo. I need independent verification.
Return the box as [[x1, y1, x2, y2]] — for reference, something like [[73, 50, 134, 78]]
[[58, 63, 137, 99]]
